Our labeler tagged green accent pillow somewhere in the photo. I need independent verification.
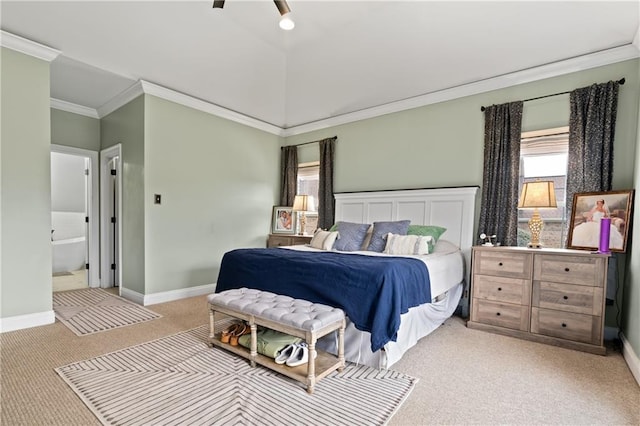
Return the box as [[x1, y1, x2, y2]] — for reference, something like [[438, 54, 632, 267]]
[[407, 225, 447, 251], [329, 223, 338, 232]]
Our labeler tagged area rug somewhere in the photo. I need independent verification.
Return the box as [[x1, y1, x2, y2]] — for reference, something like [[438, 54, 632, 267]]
[[53, 288, 161, 336], [55, 326, 417, 426]]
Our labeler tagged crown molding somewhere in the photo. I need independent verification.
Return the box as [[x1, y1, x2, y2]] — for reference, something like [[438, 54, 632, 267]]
[[281, 43, 640, 137], [0, 30, 60, 62], [138, 80, 283, 136], [96, 81, 145, 118], [51, 98, 99, 119]]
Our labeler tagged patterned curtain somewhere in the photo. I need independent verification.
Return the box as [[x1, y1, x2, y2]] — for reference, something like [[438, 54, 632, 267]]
[[565, 81, 619, 243], [280, 146, 298, 206], [478, 101, 523, 247], [318, 137, 337, 230]]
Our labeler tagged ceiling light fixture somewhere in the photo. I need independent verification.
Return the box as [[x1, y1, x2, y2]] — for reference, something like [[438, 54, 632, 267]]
[[212, 0, 295, 31]]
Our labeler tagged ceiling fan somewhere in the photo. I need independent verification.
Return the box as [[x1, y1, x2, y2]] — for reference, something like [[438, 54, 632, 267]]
[[213, 0, 295, 30]]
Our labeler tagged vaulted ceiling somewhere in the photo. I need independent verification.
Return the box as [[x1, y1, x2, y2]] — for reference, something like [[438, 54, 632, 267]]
[[2, 1, 639, 131]]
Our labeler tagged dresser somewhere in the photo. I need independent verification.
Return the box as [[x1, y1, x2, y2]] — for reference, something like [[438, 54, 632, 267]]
[[267, 234, 312, 248], [467, 246, 609, 355]]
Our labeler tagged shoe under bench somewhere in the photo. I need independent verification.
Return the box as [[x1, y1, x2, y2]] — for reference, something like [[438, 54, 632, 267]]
[[207, 288, 346, 394]]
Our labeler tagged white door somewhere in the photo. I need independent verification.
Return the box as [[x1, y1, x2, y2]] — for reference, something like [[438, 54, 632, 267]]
[[100, 145, 122, 292]]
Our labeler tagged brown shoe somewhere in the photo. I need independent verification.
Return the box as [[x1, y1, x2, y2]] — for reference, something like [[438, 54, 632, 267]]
[[220, 323, 242, 344], [230, 323, 251, 346]]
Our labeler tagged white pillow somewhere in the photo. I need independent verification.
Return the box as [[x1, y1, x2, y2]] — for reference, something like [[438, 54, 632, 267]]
[[384, 233, 433, 255], [309, 229, 339, 250]]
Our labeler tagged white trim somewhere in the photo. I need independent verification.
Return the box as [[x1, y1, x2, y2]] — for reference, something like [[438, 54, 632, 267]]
[[281, 44, 640, 137], [0, 30, 60, 62], [138, 80, 283, 136], [621, 332, 640, 387], [51, 98, 99, 119], [633, 25, 640, 51], [97, 81, 145, 118], [51, 144, 100, 288], [100, 144, 122, 291], [0, 310, 55, 333], [119, 287, 144, 306], [143, 283, 216, 306]]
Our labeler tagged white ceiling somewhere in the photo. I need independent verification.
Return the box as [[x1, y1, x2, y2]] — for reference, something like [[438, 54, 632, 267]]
[[1, 1, 639, 130]]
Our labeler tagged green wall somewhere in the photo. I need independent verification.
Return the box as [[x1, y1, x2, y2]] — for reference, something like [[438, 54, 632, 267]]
[[285, 58, 640, 356], [143, 95, 281, 294], [101, 96, 146, 294], [0, 48, 53, 318], [51, 108, 100, 150]]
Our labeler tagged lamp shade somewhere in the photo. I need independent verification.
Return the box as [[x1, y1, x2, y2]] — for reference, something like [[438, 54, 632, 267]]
[[518, 181, 557, 209], [292, 195, 315, 212]]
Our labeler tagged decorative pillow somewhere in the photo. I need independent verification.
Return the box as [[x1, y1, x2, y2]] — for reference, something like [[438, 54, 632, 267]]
[[367, 220, 411, 252], [407, 225, 447, 242], [329, 223, 338, 232], [360, 225, 374, 250], [309, 229, 339, 250], [333, 222, 370, 251], [384, 233, 434, 255]]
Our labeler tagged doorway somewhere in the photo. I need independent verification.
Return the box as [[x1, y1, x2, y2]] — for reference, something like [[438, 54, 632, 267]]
[[50, 145, 99, 291], [100, 144, 122, 294]]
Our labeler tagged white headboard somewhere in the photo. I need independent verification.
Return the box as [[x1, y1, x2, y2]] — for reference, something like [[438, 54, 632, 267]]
[[334, 186, 479, 287]]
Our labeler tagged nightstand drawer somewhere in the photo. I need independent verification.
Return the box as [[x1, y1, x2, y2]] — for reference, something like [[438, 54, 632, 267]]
[[533, 255, 605, 287], [473, 250, 532, 279], [471, 299, 529, 331], [531, 307, 601, 345], [473, 275, 530, 305], [268, 235, 293, 247], [532, 281, 603, 316]]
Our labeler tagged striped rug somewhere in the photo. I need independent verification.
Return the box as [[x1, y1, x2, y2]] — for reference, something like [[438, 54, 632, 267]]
[[55, 326, 417, 426], [53, 288, 161, 336]]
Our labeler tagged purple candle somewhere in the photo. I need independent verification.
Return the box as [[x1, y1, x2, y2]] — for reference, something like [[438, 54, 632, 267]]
[[598, 217, 611, 254]]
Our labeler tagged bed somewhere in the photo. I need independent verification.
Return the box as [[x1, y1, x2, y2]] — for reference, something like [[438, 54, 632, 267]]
[[215, 187, 478, 368]]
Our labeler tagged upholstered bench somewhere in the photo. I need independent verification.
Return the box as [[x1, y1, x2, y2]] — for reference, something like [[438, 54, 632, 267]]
[[207, 287, 346, 394]]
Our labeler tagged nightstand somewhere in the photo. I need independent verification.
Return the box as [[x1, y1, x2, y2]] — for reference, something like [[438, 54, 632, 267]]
[[267, 234, 312, 248], [467, 246, 609, 355]]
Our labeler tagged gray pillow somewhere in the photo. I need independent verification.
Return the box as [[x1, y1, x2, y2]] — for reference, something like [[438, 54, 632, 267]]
[[366, 220, 411, 252], [334, 222, 370, 251]]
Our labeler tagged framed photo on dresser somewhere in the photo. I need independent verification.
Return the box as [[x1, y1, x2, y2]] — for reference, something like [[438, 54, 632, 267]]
[[567, 190, 634, 253], [271, 206, 296, 234]]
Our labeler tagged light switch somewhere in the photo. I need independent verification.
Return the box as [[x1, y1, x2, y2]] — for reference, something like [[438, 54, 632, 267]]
[[154, 194, 161, 205]]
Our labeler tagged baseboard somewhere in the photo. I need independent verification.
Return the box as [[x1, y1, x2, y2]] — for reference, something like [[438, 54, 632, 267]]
[[0, 310, 55, 333], [620, 332, 640, 387], [119, 287, 145, 305], [143, 283, 216, 306]]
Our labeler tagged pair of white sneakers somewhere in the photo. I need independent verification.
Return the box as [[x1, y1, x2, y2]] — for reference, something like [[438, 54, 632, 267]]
[[274, 342, 316, 367]]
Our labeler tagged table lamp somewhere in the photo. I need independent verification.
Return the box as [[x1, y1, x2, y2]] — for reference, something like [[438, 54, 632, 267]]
[[292, 195, 315, 235], [518, 181, 557, 248]]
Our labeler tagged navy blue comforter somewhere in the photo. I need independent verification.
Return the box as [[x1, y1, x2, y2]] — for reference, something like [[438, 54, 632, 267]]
[[215, 248, 431, 352]]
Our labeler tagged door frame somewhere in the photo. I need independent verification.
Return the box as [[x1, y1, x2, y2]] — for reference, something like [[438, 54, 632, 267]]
[[50, 144, 100, 287], [100, 144, 123, 292]]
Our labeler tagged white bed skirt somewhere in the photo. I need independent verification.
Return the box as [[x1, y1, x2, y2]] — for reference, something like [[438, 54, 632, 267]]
[[317, 282, 463, 369]]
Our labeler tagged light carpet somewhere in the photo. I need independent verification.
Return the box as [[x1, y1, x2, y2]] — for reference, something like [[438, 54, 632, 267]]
[[55, 326, 417, 426], [53, 288, 161, 336]]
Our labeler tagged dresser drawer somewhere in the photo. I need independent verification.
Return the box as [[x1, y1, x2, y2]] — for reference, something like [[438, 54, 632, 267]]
[[473, 275, 530, 305], [533, 254, 605, 287], [473, 250, 532, 279], [471, 299, 529, 331], [531, 307, 601, 345], [532, 281, 603, 316]]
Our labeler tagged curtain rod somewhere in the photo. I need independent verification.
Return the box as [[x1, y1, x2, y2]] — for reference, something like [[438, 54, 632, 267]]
[[281, 136, 337, 149], [479, 78, 625, 112]]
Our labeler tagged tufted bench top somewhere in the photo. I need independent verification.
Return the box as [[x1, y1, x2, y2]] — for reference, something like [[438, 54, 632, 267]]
[[208, 287, 344, 332]]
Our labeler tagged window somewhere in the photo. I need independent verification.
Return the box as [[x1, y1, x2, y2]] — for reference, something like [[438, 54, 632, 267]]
[[297, 161, 319, 234], [518, 127, 569, 248]]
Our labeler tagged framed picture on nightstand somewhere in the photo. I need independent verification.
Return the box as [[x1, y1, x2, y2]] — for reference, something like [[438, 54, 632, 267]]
[[567, 190, 634, 253], [271, 206, 296, 234]]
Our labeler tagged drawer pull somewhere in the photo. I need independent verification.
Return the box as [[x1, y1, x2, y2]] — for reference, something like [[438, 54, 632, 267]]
[[564, 267, 570, 272], [498, 262, 503, 266], [496, 312, 501, 316], [563, 296, 568, 300], [497, 287, 502, 291], [561, 323, 567, 328]]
